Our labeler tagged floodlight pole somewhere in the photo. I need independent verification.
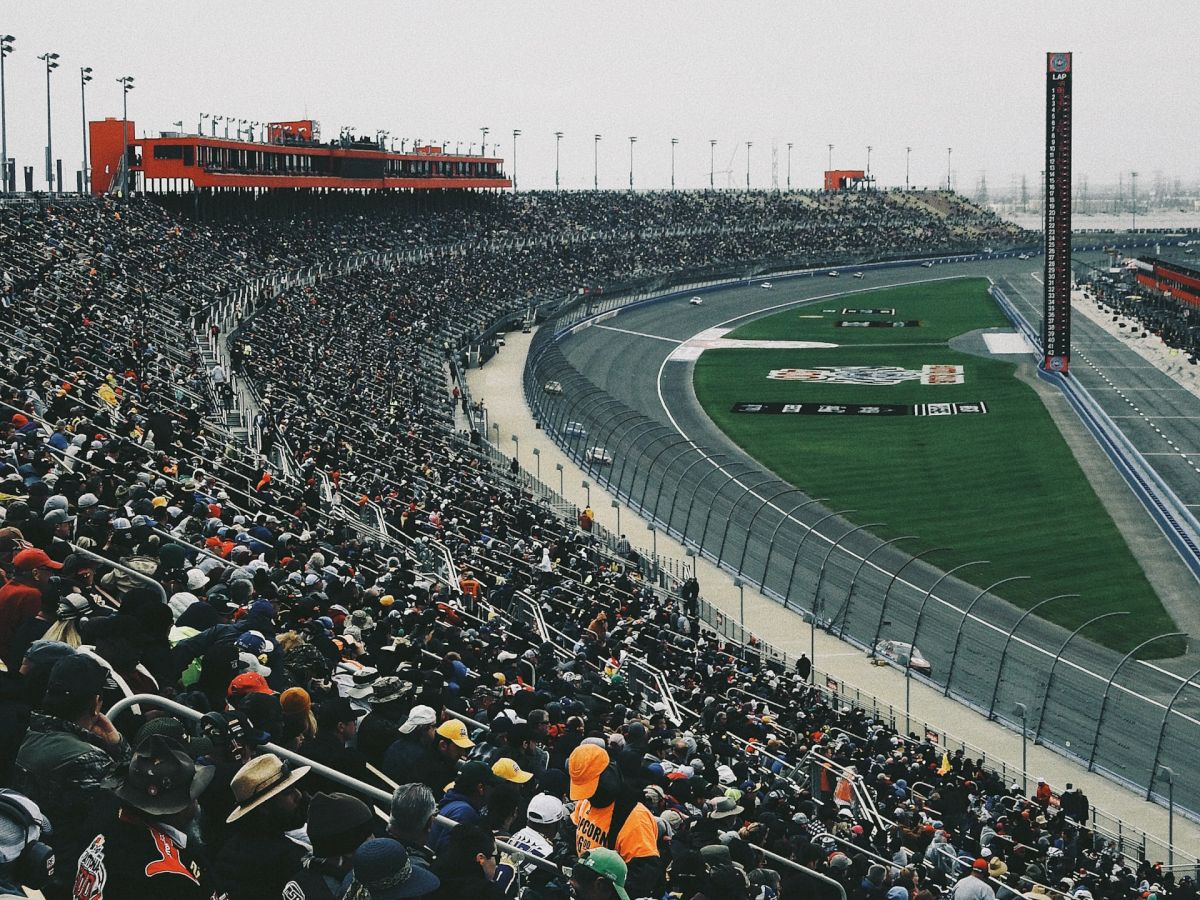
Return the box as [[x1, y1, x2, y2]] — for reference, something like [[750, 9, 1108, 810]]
[[79, 66, 92, 193], [709, 139, 716, 189], [786, 142, 793, 190], [554, 131, 563, 191], [0, 35, 13, 192], [593, 134, 601, 189], [670, 137, 677, 190]]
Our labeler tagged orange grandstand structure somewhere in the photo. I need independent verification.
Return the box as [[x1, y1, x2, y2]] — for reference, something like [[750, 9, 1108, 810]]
[[88, 117, 511, 195], [823, 169, 869, 191]]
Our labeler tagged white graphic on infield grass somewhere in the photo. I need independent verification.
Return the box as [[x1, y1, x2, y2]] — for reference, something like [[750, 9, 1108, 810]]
[[668, 327, 837, 362], [766, 365, 964, 385]]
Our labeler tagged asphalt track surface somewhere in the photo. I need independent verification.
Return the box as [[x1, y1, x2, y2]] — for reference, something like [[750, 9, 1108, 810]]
[[544, 257, 1200, 811]]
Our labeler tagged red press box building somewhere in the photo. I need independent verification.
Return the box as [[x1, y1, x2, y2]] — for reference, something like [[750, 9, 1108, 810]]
[[1133, 257, 1200, 307], [88, 117, 511, 195], [823, 169, 868, 191]]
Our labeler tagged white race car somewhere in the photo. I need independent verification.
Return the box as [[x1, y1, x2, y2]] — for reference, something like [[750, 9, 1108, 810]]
[[1018, 253, 1031, 260], [827, 271, 840, 278], [921, 261, 935, 268], [852, 272, 865, 279], [543, 380, 563, 395], [760, 282, 773, 289], [689, 297, 704, 306], [564, 422, 588, 438], [585, 447, 614, 466]]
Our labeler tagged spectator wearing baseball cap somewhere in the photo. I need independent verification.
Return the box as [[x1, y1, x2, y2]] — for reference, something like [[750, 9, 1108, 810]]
[[14, 653, 131, 897], [0, 548, 63, 669], [381, 704, 438, 783], [73, 734, 217, 900], [571, 848, 632, 900], [509, 792, 570, 887], [305, 697, 370, 794], [410, 717, 473, 797], [568, 744, 661, 897], [216, 753, 311, 900], [429, 759, 500, 854], [950, 859, 998, 900]]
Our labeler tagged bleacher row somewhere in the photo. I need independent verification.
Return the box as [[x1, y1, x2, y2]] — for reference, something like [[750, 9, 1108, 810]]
[[0, 192, 1187, 900]]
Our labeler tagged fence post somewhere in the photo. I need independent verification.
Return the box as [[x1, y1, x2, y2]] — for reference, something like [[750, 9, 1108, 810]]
[[1032, 611, 1129, 742], [942, 575, 1029, 699], [636, 438, 693, 512], [870, 547, 950, 655], [828, 534, 917, 637], [662, 453, 728, 534], [735, 488, 805, 579], [714, 477, 777, 564], [985, 593, 1078, 720], [759, 497, 827, 593], [1146, 667, 1200, 800], [783, 509, 855, 610], [1088, 632, 1183, 770]]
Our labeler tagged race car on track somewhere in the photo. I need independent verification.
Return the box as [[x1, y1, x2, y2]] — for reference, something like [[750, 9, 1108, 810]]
[[689, 297, 704, 306], [921, 261, 935, 268], [564, 422, 588, 438], [872, 640, 932, 677], [852, 272, 865, 279], [827, 270, 840, 277], [543, 380, 563, 394], [760, 282, 773, 289], [585, 446, 613, 466], [1018, 253, 1031, 260]]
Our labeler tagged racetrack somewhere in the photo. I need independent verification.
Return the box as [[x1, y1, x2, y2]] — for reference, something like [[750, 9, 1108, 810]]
[[533, 254, 1200, 813]]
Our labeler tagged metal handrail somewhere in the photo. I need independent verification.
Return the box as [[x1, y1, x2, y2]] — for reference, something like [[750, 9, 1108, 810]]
[[105, 694, 563, 876]]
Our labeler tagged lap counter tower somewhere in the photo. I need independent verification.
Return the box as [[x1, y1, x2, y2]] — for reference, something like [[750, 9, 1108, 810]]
[[1043, 51, 1072, 374]]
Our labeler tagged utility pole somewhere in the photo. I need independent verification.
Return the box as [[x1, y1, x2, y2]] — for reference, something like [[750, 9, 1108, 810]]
[[786, 142, 792, 190], [745, 141, 752, 191], [0, 35, 12, 192], [511, 129, 520, 192], [946, 147, 952, 191], [593, 134, 601, 189], [479, 126, 488, 156], [866, 145, 872, 188], [554, 131, 562, 191], [117, 75, 134, 194], [1130, 170, 1138, 230], [628, 136, 636, 191], [670, 137, 677, 190], [39, 52, 60, 192], [79, 66, 92, 193], [709, 139, 716, 189], [905, 146, 912, 190], [827, 143, 833, 171]]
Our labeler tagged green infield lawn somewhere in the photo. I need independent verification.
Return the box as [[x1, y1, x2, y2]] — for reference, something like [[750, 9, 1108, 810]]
[[692, 277, 1178, 655]]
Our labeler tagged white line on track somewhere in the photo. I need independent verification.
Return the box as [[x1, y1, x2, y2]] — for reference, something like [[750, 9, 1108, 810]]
[[649, 274, 1200, 722], [593, 324, 681, 344]]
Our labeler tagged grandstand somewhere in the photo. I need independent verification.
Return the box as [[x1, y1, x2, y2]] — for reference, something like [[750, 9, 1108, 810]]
[[0, 188, 1195, 900]]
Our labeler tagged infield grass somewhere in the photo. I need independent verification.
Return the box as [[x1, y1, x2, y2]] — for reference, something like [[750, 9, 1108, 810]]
[[692, 278, 1179, 656]]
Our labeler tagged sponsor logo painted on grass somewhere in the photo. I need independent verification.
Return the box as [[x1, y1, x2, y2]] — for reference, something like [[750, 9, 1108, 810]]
[[834, 320, 922, 328], [766, 365, 964, 385], [732, 401, 988, 416], [841, 308, 896, 315]]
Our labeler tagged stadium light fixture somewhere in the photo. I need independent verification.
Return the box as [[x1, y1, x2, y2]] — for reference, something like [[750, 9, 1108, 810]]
[[0, 34, 13, 192], [38, 52, 60, 192], [670, 137, 678, 191], [531, 446, 540, 479], [211, 114, 221, 137], [628, 136, 636, 191], [610, 499, 620, 536], [116, 75, 134, 194], [646, 522, 657, 560], [581, 480, 590, 506], [906, 146, 912, 190], [512, 129, 521, 192], [733, 576, 745, 629], [786, 142, 792, 190], [827, 143, 833, 171], [1014, 702, 1028, 794], [480, 126, 488, 157], [709, 139, 716, 190], [554, 462, 564, 494], [554, 131, 563, 191], [593, 134, 601, 190], [866, 145, 872, 186], [79, 67, 93, 193], [946, 146, 952, 191], [745, 141, 752, 191]]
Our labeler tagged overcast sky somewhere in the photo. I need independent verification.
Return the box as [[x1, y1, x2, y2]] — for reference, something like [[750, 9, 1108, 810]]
[[4, 1, 1197, 194]]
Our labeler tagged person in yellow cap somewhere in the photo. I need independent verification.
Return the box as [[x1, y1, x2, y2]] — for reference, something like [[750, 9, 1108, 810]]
[[568, 744, 660, 898], [412, 718, 474, 797], [492, 757, 534, 786]]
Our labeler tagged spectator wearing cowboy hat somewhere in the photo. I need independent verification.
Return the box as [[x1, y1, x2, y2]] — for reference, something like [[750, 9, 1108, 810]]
[[214, 752, 311, 900], [356, 675, 413, 766], [72, 734, 217, 900]]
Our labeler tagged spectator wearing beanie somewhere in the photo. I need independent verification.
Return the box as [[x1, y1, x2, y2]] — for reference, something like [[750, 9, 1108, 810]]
[[279, 686, 317, 746], [305, 697, 370, 793], [343, 837, 440, 899], [283, 792, 375, 900]]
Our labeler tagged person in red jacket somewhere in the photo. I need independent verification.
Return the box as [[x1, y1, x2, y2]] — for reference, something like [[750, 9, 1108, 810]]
[[0, 548, 62, 669]]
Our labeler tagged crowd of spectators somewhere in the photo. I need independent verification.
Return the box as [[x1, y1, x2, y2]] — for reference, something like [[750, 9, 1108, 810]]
[[0, 191, 1181, 900], [1078, 267, 1200, 360]]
